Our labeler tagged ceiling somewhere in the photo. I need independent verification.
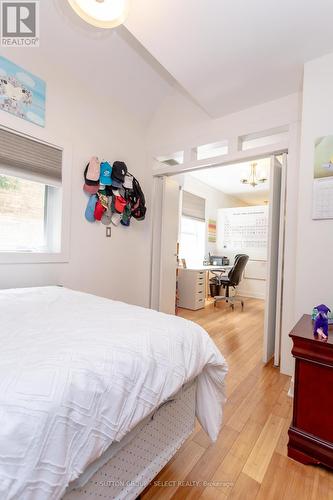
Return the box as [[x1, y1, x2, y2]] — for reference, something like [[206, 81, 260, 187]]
[[188, 158, 271, 205], [4, 1, 333, 125], [125, 0, 333, 117]]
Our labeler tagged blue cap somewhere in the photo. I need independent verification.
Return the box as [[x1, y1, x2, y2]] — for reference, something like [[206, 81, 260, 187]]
[[85, 194, 97, 222], [100, 161, 112, 186]]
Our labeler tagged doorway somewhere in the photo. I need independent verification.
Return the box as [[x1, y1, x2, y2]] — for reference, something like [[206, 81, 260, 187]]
[[150, 153, 287, 366]]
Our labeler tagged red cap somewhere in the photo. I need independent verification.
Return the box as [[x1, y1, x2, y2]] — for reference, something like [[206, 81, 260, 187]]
[[94, 200, 106, 221], [114, 196, 127, 213], [83, 183, 99, 195]]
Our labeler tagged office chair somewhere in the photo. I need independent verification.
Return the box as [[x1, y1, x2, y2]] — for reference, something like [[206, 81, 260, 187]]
[[213, 254, 249, 310]]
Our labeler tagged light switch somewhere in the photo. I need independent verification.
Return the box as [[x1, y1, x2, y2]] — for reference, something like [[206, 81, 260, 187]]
[[106, 227, 111, 238]]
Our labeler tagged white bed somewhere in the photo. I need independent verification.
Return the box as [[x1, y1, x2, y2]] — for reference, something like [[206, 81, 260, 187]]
[[0, 286, 228, 500]]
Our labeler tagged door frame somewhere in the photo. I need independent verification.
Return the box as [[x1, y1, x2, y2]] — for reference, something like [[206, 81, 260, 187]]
[[150, 148, 288, 362], [274, 153, 288, 365]]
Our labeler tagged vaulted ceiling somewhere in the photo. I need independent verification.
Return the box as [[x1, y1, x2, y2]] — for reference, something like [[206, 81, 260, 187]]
[[126, 0, 333, 117], [3, 1, 333, 125]]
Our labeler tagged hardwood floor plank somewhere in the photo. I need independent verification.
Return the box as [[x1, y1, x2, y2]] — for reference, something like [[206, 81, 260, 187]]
[[243, 414, 286, 483], [256, 452, 326, 500], [211, 418, 263, 486], [227, 472, 260, 500], [170, 425, 239, 500], [199, 485, 229, 498]]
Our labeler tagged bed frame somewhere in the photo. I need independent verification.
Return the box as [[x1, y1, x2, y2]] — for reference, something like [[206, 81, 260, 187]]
[[63, 380, 197, 500]]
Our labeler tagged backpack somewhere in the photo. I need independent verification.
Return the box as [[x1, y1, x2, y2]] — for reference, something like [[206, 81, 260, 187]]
[[128, 176, 146, 221]]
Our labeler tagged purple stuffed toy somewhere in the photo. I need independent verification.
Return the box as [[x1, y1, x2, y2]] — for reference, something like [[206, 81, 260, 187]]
[[313, 304, 331, 340]]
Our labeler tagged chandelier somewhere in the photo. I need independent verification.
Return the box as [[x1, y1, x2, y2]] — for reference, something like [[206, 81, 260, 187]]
[[68, 0, 129, 29], [240, 162, 267, 188]]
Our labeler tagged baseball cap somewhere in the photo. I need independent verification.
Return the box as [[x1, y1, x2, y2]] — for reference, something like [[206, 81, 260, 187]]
[[94, 200, 106, 221], [121, 204, 131, 227], [83, 183, 99, 195], [100, 161, 112, 186], [101, 207, 112, 226], [111, 213, 121, 226], [86, 156, 100, 182], [112, 161, 127, 183], [85, 194, 97, 222], [84, 164, 99, 187], [111, 178, 123, 188], [114, 195, 127, 213]]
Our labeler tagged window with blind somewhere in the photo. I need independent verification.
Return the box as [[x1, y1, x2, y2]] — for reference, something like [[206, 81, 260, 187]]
[[182, 190, 205, 221], [179, 191, 206, 267], [0, 128, 63, 253]]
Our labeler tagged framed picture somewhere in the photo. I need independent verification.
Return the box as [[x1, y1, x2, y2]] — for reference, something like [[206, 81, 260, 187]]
[[0, 56, 46, 127], [313, 135, 333, 219], [208, 218, 217, 243]]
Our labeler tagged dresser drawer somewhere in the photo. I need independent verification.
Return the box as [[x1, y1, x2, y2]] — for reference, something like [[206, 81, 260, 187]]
[[195, 281, 205, 293], [193, 296, 205, 310], [195, 288, 205, 299]]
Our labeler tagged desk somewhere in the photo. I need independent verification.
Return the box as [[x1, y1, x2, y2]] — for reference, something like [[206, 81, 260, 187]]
[[177, 266, 232, 310], [185, 265, 232, 272]]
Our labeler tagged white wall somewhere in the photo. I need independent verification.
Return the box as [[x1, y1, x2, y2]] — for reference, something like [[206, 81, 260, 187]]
[[148, 92, 302, 375], [292, 53, 333, 349], [216, 205, 268, 300], [0, 52, 151, 307], [148, 93, 300, 158]]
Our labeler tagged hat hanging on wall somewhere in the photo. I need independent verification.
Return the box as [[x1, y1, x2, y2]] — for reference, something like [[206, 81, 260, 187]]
[[100, 161, 112, 186], [83, 162, 100, 194], [83, 157, 146, 227]]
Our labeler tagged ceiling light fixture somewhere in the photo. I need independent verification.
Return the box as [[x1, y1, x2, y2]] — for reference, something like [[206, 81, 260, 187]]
[[240, 162, 267, 188], [68, 0, 129, 29]]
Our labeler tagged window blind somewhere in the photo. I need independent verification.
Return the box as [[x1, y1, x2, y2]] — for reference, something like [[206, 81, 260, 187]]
[[0, 128, 62, 182], [182, 191, 205, 221]]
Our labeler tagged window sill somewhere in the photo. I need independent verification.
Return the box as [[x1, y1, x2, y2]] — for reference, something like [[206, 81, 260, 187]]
[[0, 252, 69, 265]]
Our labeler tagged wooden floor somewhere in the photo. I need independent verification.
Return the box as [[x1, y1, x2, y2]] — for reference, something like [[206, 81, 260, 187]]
[[142, 299, 333, 500]]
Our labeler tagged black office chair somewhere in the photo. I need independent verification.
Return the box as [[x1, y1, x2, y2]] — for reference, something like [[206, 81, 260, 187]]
[[213, 254, 249, 310]]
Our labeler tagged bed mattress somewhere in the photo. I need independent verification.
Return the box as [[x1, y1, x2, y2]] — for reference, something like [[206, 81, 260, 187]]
[[0, 286, 228, 500]]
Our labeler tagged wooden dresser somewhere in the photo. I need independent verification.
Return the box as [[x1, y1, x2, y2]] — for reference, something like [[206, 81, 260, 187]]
[[288, 314, 333, 468]]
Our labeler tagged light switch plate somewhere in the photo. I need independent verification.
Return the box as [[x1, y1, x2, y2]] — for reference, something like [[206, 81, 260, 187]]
[[106, 227, 111, 238]]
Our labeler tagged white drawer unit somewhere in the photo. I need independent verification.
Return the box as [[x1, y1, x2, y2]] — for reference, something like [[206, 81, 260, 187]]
[[178, 269, 206, 310]]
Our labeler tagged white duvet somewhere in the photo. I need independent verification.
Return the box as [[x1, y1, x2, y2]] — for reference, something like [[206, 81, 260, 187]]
[[0, 287, 227, 500]]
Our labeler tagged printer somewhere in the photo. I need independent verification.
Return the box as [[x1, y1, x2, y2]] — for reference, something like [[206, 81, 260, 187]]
[[209, 255, 230, 266]]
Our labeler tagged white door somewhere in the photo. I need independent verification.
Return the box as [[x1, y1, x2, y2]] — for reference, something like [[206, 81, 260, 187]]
[[159, 177, 180, 314], [263, 155, 283, 363], [274, 153, 287, 366]]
